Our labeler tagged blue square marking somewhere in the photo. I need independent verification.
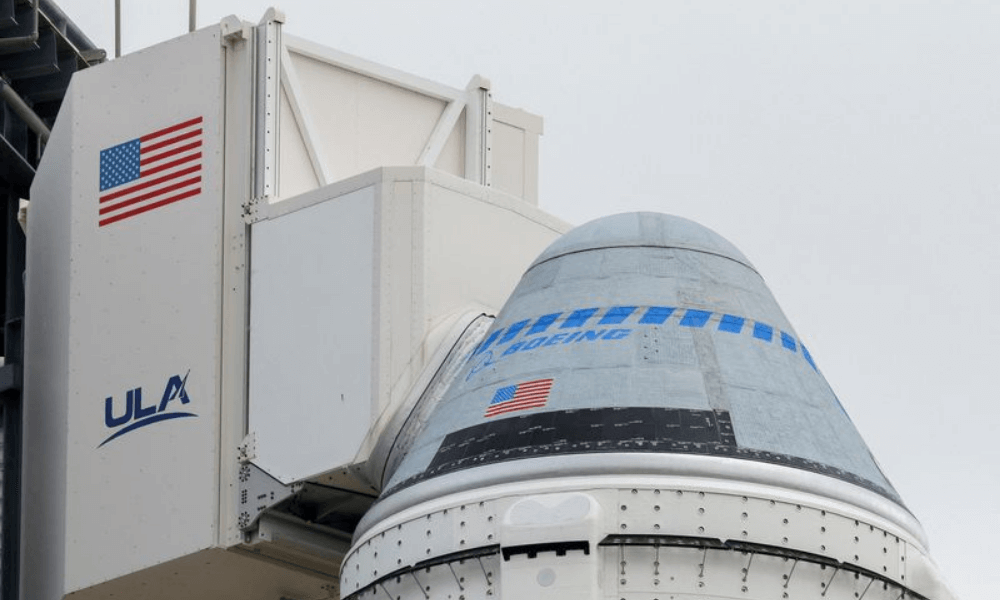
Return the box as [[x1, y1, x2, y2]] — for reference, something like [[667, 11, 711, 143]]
[[639, 306, 675, 324], [498, 320, 529, 344], [100, 139, 141, 191], [718, 314, 745, 333], [528, 313, 562, 335], [561, 308, 598, 329], [491, 385, 516, 404], [780, 332, 797, 352], [599, 306, 637, 325], [753, 322, 773, 342], [475, 330, 502, 355], [679, 309, 711, 328], [801, 344, 817, 370]]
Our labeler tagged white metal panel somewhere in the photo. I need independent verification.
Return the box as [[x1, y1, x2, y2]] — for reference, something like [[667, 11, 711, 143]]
[[247, 168, 566, 488], [249, 185, 377, 483], [384, 181, 418, 399], [283, 49, 449, 185], [491, 121, 525, 198], [26, 26, 227, 595], [275, 36, 542, 203], [423, 179, 565, 325], [375, 170, 568, 422], [21, 74, 76, 600], [284, 35, 463, 102], [343, 475, 944, 600], [491, 104, 542, 204]]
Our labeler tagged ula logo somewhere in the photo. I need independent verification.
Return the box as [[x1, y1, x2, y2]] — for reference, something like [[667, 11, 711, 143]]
[[100, 370, 197, 447]]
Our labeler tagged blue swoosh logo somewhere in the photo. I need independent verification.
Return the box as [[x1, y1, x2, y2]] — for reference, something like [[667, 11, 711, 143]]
[[98, 412, 198, 448]]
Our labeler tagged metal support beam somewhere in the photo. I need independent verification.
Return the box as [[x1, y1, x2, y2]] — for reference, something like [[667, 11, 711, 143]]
[[254, 11, 282, 199], [0, 30, 58, 79], [0, 190, 24, 600], [284, 35, 464, 103], [0, 79, 50, 143], [464, 76, 492, 186], [418, 99, 465, 167], [279, 46, 331, 187], [0, 0, 38, 50], [0, 363, 20, 393], [36, 1, 106, 67], [114, 0, 120, 58], [0, 133, 34, 195]]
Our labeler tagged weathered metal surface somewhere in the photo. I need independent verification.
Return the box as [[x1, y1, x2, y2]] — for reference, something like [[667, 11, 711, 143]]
[[345, 212, 955, 600], [381, 213, 898, 504]]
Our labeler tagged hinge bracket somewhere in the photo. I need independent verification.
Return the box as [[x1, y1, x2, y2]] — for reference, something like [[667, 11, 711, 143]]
[[237, 462, 300, 531]]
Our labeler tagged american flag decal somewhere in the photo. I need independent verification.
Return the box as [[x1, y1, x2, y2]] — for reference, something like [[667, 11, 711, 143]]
[[98, 116, 204, 227], [484, 378, 553, 418]]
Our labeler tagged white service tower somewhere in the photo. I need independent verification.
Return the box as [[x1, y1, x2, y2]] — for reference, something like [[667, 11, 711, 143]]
[[20, 10, 955, 600]]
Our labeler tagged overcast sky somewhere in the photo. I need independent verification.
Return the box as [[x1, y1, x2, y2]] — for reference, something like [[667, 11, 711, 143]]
[[58, 2, 996, 598]]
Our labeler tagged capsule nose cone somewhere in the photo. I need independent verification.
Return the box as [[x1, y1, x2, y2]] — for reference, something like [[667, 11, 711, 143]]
[[529, 212, 754, 271], [382, 210, 902, 517]]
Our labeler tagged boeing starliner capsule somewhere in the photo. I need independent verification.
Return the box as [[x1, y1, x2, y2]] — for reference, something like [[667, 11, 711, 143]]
[[341, 213, 955, 600]]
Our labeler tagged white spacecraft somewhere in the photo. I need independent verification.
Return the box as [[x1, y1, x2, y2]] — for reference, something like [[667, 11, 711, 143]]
[[341, 212, 955, 600], [19, 10, 955, 600]]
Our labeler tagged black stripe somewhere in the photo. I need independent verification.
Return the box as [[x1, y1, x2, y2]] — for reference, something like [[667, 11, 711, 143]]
[[390, 407, 896, 502]]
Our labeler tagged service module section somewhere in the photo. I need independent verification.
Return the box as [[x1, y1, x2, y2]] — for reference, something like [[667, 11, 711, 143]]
[[61, 27, 225, 592]]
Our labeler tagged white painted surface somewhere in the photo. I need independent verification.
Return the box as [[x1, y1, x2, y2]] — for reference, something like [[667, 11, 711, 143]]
[[249, 186, 376, 482], [344, 474, 952, 600], [274, 35, 543, 204], [423, 180, 559, 322], [491, 104, 542, 204], [24, 27, 226, 596], [280, 41, 452, 192], [248, 168, 566, 485], [22, 73, 75, 600], [65, 28, 225, 593]]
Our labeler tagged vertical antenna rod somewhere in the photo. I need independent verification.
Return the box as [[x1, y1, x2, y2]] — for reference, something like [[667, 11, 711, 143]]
[[189, 0, 196, 32], [114, 0, 121, 57]]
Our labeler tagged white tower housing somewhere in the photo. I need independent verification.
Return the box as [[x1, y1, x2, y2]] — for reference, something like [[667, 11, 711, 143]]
[[22, 12, 564, 600]]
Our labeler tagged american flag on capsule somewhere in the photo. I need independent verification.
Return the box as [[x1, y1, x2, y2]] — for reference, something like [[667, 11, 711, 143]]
[[98, 116, 204, 227], [484, 378, 553, 418]]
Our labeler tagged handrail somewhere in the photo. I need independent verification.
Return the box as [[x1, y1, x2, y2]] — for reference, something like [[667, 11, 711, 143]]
[[0, 0, 39, 49], [0, 78, 50, 143]]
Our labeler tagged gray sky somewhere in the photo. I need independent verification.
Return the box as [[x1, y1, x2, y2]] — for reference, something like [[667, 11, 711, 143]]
[[59, 2, 997, 598]]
